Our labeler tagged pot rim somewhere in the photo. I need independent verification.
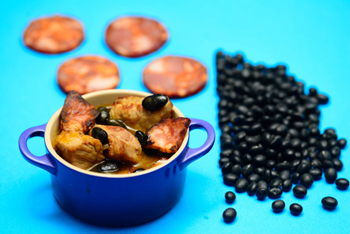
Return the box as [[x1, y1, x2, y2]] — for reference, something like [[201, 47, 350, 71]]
[[45, 89, 189, 178]]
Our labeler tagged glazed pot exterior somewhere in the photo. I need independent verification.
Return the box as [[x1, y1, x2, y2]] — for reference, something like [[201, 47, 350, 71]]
[[19, 90, 215, 227], [50, 137, 188, 226]]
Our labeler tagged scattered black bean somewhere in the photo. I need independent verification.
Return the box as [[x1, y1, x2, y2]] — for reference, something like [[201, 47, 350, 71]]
[[321, 197, 338, 210], [223, 208, 237, 223], [272, 200, 285, 213], [223, 174, 239, 186], [290, 203, 303, 215], [225, 191, 236, 203], [332, 158, 343, 171], [335, 178, 349, 190], [279, 170, 291, 181], [291, 172, 300, 184], [337, 139, 347, 149], [91, 127, 109, 145], [256, 188, 268, 201], [300, 173, 314, 188], [325, 168, 337, 183], [135, 131, 146, 146], [268, 187, 282, 199], [309, 168, 322, 180], [235, 178, 249, 192], [293, 185, 307, 198], [142, 94, 168, 111]]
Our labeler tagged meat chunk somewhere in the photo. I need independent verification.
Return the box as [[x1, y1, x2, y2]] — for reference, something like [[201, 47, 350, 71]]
[[60, 90, 100, 133], [144, 117, 191, 154], [91, 125, 142, 164], [109, 96, 173, 132], [54, 131, 105, 170]]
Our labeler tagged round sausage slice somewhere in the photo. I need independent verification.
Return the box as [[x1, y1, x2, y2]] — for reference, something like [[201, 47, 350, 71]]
[[143, 56, 208, 98], [57, 56, 120, 95], [23, 15, 84, 54], [105, 17, 168, 58]]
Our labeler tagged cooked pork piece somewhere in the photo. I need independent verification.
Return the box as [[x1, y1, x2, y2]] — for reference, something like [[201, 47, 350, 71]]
[[144, 117, 191, 154], [54, 131, 105, 170], [60, 90, 100, 133], [91, 125, 142, 164], [109, 96, 173, 132]]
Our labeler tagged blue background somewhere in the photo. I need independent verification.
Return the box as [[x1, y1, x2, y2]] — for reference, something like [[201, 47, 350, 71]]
[[1, 0, 350, 233]]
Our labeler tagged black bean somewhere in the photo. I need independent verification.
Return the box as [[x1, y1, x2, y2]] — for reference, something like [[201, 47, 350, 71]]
[[335, 178, 349, 190], [241, 164, 254, 177], [309, 168, 322, 180], [266, 160, 276, 169], [223, 173, 239, 186], [220, 149, 233, 158], [337, 138, 347, 149], [96, 160, 120, 173], [225, 191, 236, 203], [247, 182, 258, 196], [265, 148, 278, 159], [231, 155, 244, 167], [290, 160, 301, 172], [332, 158, 343, 171], [290, 138, 301, 151], [249, 145, 264, 155], [317, 140, 328, 151], [223, 208, 237, 223], [133, 168, 145, 173], [269, 178, 282, 188], [311, 159, 322, 169], [279, 170, 291, 181], [248, 174, 261, 183], [318, 150, 331, 161], [235, 178, 249, 192], [219, 157, 230, 167], [321, 197, 338, 210], [276, 161, 290, 172], [221, 162, 233, 175], [242, 154, 253, 164], [272, 200, 285, 213], [253, 154, 267, 167], [271, 170, 279, 179], [300, 173, 314, 188], [291, 172, 300, 184], [135, 131, 146, 146], [97, 106, 110, 124], [325, 168, 337, 183], [246, 135, 261, 146], [290, 203, 303, 215], [256, 188, 268, 200], [142, 94, 168, 111], [322, 160, 334, 169], [230, 164, 241, 176], [293, 185, 307, 198], [254, 167, 265, 175], [270, 135, 283, 149], [268, 187, 282, 199], [234, 131, 246, 143], [296, 163, 311, 175], [91, 127, 109, 145], [317, 94, 329, 104], [282, 180, 293, 192], [106, 118, 126, 128], [330, 146, 341, 158]]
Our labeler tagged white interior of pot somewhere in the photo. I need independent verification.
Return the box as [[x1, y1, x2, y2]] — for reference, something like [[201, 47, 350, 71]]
[[45, 89, 189, 178]]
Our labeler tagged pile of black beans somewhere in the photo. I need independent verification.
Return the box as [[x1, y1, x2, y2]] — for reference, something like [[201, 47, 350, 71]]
[[216, 51, 348, 203]]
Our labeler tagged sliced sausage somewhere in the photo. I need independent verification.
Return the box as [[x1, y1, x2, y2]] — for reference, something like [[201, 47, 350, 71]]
[[143, 56, 208, 98], [57, 56, 120, 95], [144, 117, 191, 154], [105, 16, 168, 58], [60, 90, 100, 133], [23, 15, 84, 54]]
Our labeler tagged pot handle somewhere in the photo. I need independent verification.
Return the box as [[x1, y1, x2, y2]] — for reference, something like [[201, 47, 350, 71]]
[[179, 118, 215, 170], [18, 124, 57, 175]]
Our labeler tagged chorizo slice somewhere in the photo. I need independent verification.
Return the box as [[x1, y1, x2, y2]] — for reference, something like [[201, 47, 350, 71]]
[[105, 16, 168, 58], [23, 15, 84, 54], [57, 56, 120, 95], [109, 96, 173, 132], [144, 117, 191, 154], [54, 131, 105, 170], [92, 125, 142, 164], [143, 56, 208, 98], [60, 90, 100, 133]]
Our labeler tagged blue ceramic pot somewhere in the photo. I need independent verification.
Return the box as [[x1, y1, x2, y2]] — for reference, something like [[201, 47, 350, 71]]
[[18, 90, 215, 227]]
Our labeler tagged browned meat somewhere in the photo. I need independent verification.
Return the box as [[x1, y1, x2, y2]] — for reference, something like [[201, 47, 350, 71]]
[[91, 125, 142, 164], [60, 90, 100, 133], [109, 96, 173, 132], [144, 117, 191, 154], [54, 131, 105, 170]]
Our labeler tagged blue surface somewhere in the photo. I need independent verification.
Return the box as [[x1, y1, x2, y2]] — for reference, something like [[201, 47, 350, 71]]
[[1, 0, 350, 233]]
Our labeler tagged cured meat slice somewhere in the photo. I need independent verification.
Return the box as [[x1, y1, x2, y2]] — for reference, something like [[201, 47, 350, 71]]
[[54, 131, 105, 170], [110, 96, 173, 132], [57, 56, 120, 95], [60, 90, 100, 133], [23, 15, 84, 54], [105, 17, 168, 58], [91, 125, 142, 164], [144, 117, 191, 154], [143, 56, 208, 98]]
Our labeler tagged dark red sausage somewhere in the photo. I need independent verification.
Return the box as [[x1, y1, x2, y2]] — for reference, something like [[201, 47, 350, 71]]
[[105, 17, 168, 58], [143, 56, 208, 98], [23, 15, 84, 54], [57, 56, 120, 95]]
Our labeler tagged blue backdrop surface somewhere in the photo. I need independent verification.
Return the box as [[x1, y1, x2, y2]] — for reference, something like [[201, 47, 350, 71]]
[[1, 0, 350, 233]]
